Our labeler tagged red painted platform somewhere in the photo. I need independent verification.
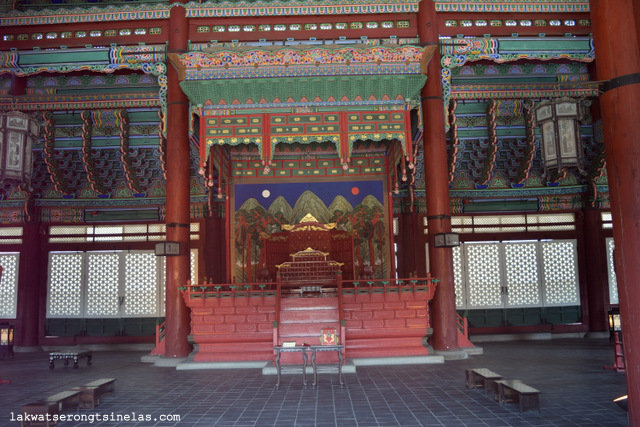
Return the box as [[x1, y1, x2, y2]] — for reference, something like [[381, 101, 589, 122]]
[[180, 278, 438, 364]]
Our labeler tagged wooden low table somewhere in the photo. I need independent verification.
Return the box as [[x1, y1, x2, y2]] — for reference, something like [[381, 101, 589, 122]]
[[309, 345, 344, 388], [465, 368, 502, 394], [273, 346, 309, 389], [493, 379, 540, 412], [48, 351, 92, 369]]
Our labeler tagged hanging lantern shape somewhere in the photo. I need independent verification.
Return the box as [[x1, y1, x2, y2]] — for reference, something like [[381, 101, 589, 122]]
[[534, 97, 586, 180], [0, 111, 38, 191]]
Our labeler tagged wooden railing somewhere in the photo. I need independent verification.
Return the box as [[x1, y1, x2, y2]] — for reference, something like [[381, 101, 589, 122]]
[[179, 280, 278, 302], [149, 321, 166, 356], [457, 314, 468, 337], [181, 275, 437, 301], [340, 275, 438, 296]]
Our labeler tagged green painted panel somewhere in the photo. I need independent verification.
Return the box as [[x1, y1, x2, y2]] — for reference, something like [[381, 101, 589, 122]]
[[464, 199, 539, 213], [544, 306, 581, 324], [452, 76, 559, 84], [128, 110, 162, 122], [49, 137, 159, 149], [84, 209, 159, 222], [498, 38, 592, 53], [180, 74, 427, 107], [19, 49, 111, 66], [467, 309, 503, 328], [505, 308, 543, 326]]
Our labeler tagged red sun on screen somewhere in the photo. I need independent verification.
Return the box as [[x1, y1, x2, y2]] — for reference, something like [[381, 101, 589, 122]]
[[351, 187, 360, 195]]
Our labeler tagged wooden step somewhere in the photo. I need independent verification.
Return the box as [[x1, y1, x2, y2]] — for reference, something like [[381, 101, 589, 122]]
[[279, 308, 339, 323], [280, 296, 339, 310]]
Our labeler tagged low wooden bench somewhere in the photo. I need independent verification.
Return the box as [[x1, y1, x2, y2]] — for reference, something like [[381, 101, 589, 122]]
[[465, 368, 502, 394], [72, 378, 116, 409], [19, 401, 58, 427], [44, 390, 80, 413], [493, 379, 540, 412]]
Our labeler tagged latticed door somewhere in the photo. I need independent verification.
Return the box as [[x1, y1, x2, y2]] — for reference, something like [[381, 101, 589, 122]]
[[0, 253, 20, 318], [606, 237, 618, 304], [504, 242, 542, 308], [465, 243, 503, 309], [47, 250, 165, 319], [454, 240, 579, 311]]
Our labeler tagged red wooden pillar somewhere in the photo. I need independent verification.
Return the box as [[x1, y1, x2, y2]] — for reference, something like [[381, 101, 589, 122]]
[[16, 221, 41, 348], [164, 1, 191, 359], [11, 69, 39, 348], [582, 206, 609, 333], [417, 1, 458, 351], [590, 0, 640, 421]]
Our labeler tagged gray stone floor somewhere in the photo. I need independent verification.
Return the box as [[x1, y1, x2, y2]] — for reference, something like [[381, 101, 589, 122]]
[[0, 338, 628, 426]]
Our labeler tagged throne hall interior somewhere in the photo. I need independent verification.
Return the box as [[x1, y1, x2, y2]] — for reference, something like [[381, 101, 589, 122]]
[[0, 0, 639, 424]]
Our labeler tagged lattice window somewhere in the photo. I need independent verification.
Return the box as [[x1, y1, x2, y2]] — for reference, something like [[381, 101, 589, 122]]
[[541, 241, 580, 306], [0, 227, 23, 244], [452, 246, 464, 308], [451, 213, 574, 233], [601, 212, 613, 229], [49, 223, 199, 243], [48, 253, 84, 318], [0, 253, 19, 318], [504, 243, 540, 307], [190, 249, 198, 285], [49, 226, 89, 243], [466, 244, 502, 308], [456, 239, 579, 311], [85, 253, 120, 317], [48, 250, 166, 319], [124, 252, 158, 317], [606, 237, 618, 304]]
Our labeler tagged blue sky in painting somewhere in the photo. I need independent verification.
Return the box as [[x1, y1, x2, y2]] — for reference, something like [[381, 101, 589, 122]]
[[235, 180, 383, 210]]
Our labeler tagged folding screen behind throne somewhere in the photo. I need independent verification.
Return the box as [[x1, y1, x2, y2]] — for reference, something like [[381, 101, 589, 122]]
[[263, 213, 355, 283]]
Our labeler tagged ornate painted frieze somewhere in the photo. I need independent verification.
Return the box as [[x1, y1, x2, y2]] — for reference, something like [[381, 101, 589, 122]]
[[174, 45, 432, 109], [0, 0, 419, 28], [0, 4, 170, 27], [434, 0, 589, 13], [187, 0, 420, 18], [174, 45, 429, 81]]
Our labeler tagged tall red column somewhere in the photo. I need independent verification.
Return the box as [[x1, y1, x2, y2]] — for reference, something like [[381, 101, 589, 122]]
[[582, 206, 608, 333], [164, 1, 191, 359], [16, 221, 41, 348], [590, 0, 640, 422], [417, 1, 458, 351]]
